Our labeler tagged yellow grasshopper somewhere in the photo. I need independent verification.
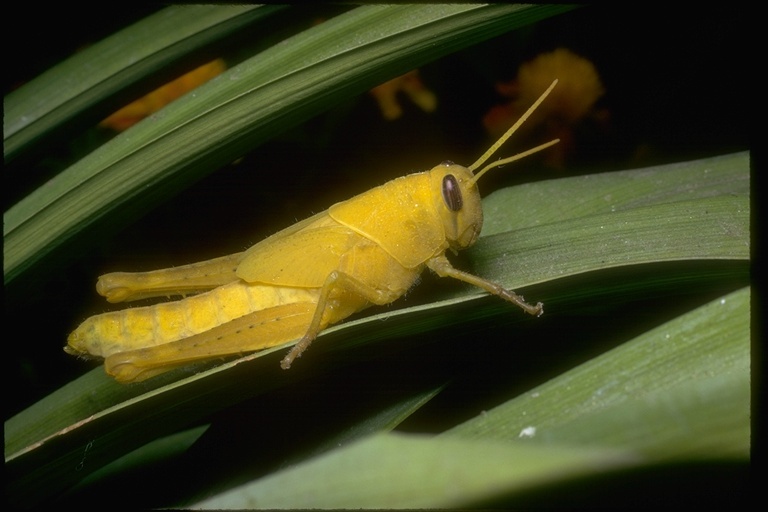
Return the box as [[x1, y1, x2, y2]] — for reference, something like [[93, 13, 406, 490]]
[[66, 80, 560, 383]]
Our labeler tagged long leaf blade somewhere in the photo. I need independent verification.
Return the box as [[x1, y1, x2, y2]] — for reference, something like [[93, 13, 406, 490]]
[[5, 152, 748, 506], [193, 287, 749, 509], [4, 4, 573, 285]]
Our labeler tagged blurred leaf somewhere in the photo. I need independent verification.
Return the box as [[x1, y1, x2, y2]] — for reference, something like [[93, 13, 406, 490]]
[[64, 383, 444, 502], [4, 5, 279, 162], [196, 432, 634, 509]]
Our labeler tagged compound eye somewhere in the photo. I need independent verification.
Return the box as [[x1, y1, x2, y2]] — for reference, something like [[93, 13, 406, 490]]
[[441, 174, 463, 212]]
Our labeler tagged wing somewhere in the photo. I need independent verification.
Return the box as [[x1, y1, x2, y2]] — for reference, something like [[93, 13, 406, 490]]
[[236, 212, 360, 288]]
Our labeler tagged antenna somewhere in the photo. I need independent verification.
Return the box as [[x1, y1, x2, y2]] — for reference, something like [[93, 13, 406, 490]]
[[468, 79, 559, 186]]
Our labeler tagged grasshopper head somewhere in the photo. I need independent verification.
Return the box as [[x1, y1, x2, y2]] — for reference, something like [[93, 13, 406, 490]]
[[430, 79, 561, 252], [429, 162, 484, 251]]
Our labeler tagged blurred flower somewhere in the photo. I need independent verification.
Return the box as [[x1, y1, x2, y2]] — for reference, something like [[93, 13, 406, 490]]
[[100, 59, 227, 131], [484, 48, 605, 169], [369, 69, 437, 120]]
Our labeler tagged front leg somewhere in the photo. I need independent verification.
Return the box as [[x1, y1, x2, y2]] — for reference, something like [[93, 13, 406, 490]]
[[426, 254, 543, 316]]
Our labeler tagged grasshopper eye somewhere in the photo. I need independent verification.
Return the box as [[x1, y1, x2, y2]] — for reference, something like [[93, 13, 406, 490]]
[[441, 174, 463, 212]]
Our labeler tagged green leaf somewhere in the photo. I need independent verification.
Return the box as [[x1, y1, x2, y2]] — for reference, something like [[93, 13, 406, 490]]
[[4, 5, 279, 162], [473, 151, 749, 289], [5, 151, 749, 507], [4, 4, 573, 285], [4, 4, 749, 508], [447, 287, 750, 460], [193, 287, 749, 509], [195, 431, 634, 509]]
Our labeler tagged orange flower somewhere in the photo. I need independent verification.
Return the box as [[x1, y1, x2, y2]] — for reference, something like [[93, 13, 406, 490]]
[[369, 69, 437, 120], [484, 48, 605, 169], [100, 59, 227, 131]]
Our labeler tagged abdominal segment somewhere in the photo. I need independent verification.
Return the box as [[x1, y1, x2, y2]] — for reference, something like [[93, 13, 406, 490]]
[[66, 280, 320, 360], [104, 301, 318, 383]]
